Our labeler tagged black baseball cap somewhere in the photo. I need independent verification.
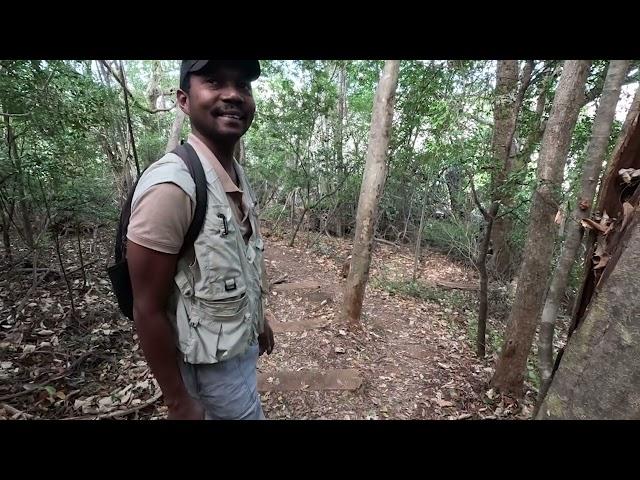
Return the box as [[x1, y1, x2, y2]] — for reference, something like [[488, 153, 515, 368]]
[[180, 60, 261, 87]]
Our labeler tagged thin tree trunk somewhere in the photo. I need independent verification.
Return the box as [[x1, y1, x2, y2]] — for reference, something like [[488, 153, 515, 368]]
[[477, 203, 498, 357], [18, 199, 34, 249], [412, 197, 427, 281], [469, 172, 499, 359], [38, 178, 76, 320], [119, 61, 141, 177], [445, 166, 465, 221], [537, 60, 630, 401], [290, 189, 296, 229], [1, 205, 12, 260], [4, 114, 34, 248], [76, 221, 87, 289], [491, 60, 591, 397], [146, 60, 162, 111], [402, 190, 414, 242], [234, 138, 245, 165], [288, 206, 307, 247], [165, 108, 186, 153], [342, 60, 400, 327]]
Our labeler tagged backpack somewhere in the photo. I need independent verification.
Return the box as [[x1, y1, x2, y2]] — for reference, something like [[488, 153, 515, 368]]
[[107, 142, 208, 320]]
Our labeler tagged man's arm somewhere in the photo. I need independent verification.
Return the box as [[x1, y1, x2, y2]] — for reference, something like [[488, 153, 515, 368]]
[[127, 241, 204, 419]]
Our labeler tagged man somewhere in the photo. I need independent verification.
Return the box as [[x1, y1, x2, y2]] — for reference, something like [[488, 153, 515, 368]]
[[126, 60, 274, 420]]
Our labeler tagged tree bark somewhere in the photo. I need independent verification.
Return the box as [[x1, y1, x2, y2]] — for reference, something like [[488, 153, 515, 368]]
[[4, 114, 33, 248], [536, 209, 640, 419], [412, 196, 427, 281], [119, 61, 141, 177], [76, 221, 87, 289], [234, 138, 246, 165], [473, 60, 520, 357], [491, 60, 591, 397], [490, 60, 534, 279], [569, 81, 640, 343], [445, 166, 466, 220], [1, 204, 11, 260], [146, 60, 162, 110], [288, 206, 307, 247], [165, 108, 186, 153], [342, 60, 400, 326], [537, 60, 630, 399]]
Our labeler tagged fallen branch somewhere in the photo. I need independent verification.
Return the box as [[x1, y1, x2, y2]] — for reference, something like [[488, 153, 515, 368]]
[[434, 279, 480, 292], [1, 402, 33, 419], [66, 258, 101, 276], [269, 274, 288, 287], [15, 267, 51, 274], [374, 237, 400, 249], [63, 390, 163, 420]]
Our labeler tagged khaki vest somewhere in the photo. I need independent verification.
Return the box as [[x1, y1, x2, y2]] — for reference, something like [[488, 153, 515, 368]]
[[132, 149, 266, 365]]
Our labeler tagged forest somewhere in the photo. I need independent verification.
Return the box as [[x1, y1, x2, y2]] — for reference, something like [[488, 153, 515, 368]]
[[0, 59, 639, 420]]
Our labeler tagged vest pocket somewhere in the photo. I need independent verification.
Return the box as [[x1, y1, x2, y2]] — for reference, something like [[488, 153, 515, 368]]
[[193, 204, 246, 300], [185, 293, 252, 364]]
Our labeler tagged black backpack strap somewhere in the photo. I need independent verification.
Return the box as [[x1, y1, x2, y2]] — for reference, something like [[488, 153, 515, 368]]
[[114, 177, 143, 263], [114, 142, 207, 262], [172, 142, 208, 257]]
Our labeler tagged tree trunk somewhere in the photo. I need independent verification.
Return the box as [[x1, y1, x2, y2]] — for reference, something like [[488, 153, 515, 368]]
[[18, 199, 34, 249], [165, 108, 186, 153], [489, 60, 534, 279], [537, 60, 630, 399], [476, 202, 499, 358], [146, 60, 162, 110], [342, 60, 400, 326], [491, 60, 591, 397], [537, 209, 640, 419], [288, 206, 307, 247], [234, 138, 245, 165], [336, 61, 346, 168], [76, 221, 87, 289], [1, 206, 11, 260], [119, 61, 141, 177], [472, 60, 521, 357], [568, 80, 640, 349], [445, 166, 466, 220], [290, 189, 296, 229], [4, 114, 33, 248], [412, 197, 427, 281]]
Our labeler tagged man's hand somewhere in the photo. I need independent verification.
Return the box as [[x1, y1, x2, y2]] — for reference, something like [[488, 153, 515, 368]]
[[167, 393, 205, 420], [259, 311, 275, 356]]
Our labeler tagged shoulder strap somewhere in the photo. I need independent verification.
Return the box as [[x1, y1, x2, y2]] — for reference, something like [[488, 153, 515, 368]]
[[172, 142, 208, 257], [114, 174, 143, 262], [114, 143, 208, 262]]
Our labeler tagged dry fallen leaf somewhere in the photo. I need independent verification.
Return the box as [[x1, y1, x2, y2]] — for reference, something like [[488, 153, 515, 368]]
[[433, 398, 454, 408], [620, 202, 635, 233], [594, 253, 610, 269], [581, 218, 610, 234]]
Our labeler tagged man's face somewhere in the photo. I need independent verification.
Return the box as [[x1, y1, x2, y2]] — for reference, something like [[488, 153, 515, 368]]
[[178, 64, 256, 144]]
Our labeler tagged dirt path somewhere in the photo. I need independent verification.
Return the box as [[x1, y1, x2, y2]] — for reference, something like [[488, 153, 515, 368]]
[[257, 234, 531, 419]]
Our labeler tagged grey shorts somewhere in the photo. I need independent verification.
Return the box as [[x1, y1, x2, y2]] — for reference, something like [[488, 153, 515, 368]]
[[178, 343, 265, 420]]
